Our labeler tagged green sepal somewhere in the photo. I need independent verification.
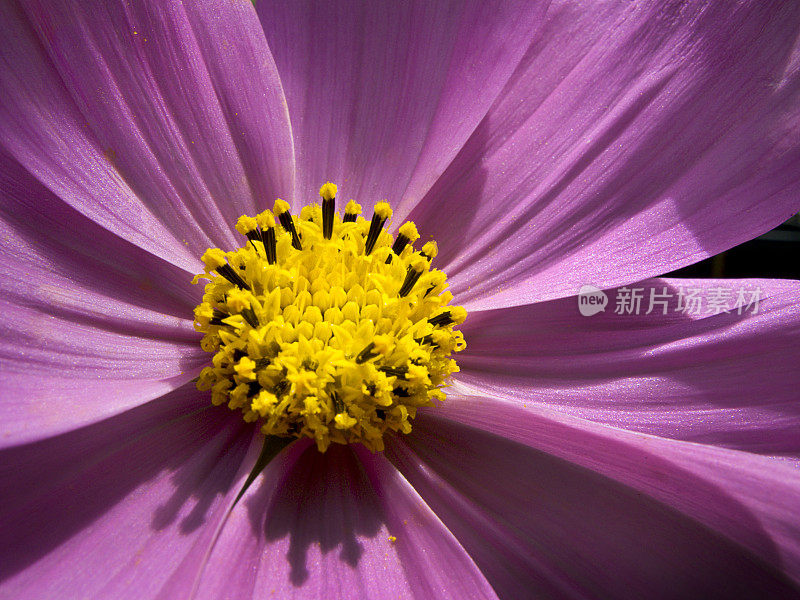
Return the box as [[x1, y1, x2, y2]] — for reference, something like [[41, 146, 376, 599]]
[[233, 435, 293, 506]]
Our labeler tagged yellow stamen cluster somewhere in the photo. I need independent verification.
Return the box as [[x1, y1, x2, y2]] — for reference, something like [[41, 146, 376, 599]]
[[192, 183, 466, 452]]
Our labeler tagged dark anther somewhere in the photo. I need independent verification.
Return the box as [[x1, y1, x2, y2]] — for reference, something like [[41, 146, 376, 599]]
[[277, 210, 302, 250], [428, 311, 453, 327], [365, 212, 387, 255], [241, 307, 259, 328], [273, 379, 290, 396], [332, 392, 344, 413], [386, 233, 410, 264], [262, 227, 277, 264], [247, 381, 262, 396], [398, 266, 423, 297], [243, 229, 260, 255], [210, 309, 228, 326], [393, 387, 411, 397], [255, 357, 271, 369], [216, 264, 251, 290], [232, 349, 247, 361], [356, 342, 377, 364], [379, 365, 408, 379], [376, 409, 386, 420], [343, 212, 357, 223], [322, 197, 335, 239], [301, 358, 319, 371]]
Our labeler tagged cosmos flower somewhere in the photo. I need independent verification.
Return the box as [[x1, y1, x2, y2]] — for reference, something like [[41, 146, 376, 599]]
[[2, 0, 800, 598]]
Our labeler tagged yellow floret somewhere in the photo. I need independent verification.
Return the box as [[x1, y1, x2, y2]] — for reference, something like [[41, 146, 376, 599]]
[[409, 255, 427, 272], [334, 412, 358, 429], [226, 288, 251, 312]]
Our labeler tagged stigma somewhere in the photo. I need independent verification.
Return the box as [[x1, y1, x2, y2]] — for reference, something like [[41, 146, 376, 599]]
[[192, 183, 466, 452]]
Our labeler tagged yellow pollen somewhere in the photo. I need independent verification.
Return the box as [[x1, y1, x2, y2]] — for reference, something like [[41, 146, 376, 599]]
[[374, 201, 392, 220], [344, 200, 362, 215], [273, 198, 291, 215], [235, 215, 258, 236], [421, 240, 438, 259], [398, 221, 419, 242], [319, 181, 338, 200], [256, 210, 275, 229], [192, 185, 466, 452], [201, 248, 227, 271]]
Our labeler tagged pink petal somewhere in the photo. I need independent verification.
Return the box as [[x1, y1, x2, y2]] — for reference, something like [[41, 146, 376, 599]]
[[455, 277, 800, 456], [0, 386, 258, 599], [434, 397, 800, 598], [410, 1, 800, 308], [0, 154, 205, 447], [389, 407, 800, 597], [256, 0, 547, 214], [0, 0, 294, 270], [355, 446, 498, 600], [195, 441, 496, 599]]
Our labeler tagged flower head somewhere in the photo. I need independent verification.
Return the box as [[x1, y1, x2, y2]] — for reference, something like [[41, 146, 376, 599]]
[[193, 190, 465, 452]]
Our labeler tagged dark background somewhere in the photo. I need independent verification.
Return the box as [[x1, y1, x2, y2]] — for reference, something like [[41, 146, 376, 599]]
[[668, 213, 800, 279]]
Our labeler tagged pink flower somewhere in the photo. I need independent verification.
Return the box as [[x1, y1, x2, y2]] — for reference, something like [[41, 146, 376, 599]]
[[1, 1, 799, 598]]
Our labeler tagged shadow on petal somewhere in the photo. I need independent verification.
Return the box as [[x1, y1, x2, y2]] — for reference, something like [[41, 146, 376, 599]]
[[387, 413, 800, 599], [244, 443, 383, 586], [407, 111, 487, 268], [0, 384, 249, 584]]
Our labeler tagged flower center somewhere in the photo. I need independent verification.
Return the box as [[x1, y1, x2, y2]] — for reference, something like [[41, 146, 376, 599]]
[[192, 183, 466, 452]]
